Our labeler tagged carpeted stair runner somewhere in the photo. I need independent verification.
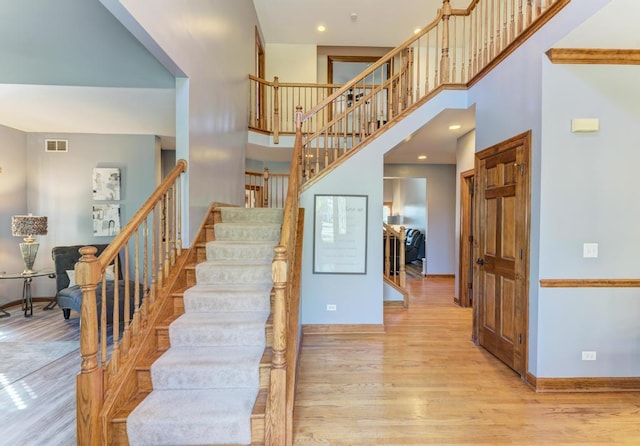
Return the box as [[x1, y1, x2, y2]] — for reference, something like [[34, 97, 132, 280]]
[[127, 207, 282, 445]]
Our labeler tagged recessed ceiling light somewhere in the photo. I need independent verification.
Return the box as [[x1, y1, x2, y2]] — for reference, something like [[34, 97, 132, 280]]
[[418, 155, 427, 160], [414, 28, 422, 34], [449, 124, 461, 130], [317, 25, 326, 32]]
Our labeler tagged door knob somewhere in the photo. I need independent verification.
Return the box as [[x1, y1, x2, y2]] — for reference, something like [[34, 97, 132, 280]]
[[476, 258, 485, 266]]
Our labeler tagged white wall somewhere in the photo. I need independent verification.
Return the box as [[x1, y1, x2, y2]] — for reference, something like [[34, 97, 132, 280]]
[[266, 44, 317, 83], [537, 61, 640, 377], [467, 0, 612, 375], [383, 178, 426, 232], [0, 125, 28, 306], [110, 0, 260, 244]]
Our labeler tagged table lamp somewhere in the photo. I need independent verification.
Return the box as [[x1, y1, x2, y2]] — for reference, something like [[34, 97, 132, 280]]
[[11, 215, 48, 275]]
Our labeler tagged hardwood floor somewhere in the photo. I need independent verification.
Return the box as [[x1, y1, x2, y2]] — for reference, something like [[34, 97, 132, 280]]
[[1, 302, 79, 446], [293, 277, 640, 445], [3, 279, 640, 445]]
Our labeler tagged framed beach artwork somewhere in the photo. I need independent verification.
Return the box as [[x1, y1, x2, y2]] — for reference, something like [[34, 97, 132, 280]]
[[93, 167, 121, 200], [93, 204, 121, 236]]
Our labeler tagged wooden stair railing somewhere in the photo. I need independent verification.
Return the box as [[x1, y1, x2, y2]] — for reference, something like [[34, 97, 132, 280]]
[[265, 108, 305, 446], [296, 0, 569, 183], [246, 0, 568, 186], [245, 168, 290, 209], [75, 159, 187, 445], [383, 223, 409, 308]]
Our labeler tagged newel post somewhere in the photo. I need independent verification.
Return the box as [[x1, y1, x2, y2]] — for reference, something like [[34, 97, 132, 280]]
[[440, 0, 452, 83], [265, 245, 287, 445], [75, 246, 104, 445], [273, 76, 280, 144]]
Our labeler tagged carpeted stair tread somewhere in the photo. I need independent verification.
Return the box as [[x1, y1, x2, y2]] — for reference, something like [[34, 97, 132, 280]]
[[220, 207, 283, 224], [184, 284, 271, 313], [214, 223, 281, 242], [195, 261, 272, 285], [206, 240, 278, 261], [169, 311, 269, 347], [127, 387, 258, 445], [151, 345, 264, 389]]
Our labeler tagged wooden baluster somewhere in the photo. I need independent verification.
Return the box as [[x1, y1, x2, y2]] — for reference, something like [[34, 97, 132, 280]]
[[273, 76, 280, 144], [144, 218, 152, 313], [384, 230, 391, 276], [425, 33, 430, 93], [490, 0, 495, 60], [518, 0, 524, 34], [263, 167, 270, 208], [503, 0, 508, 51], [265, 245, 288, 445], [76, 246, 103, 446], [176, 176, 182, 256], [451, 16, 457, 83], [440, 0, 451, 84], [157, 202, 164, 289], [164, 191, 171, 279], [111, 255, 121, 374], [100, 278, 107, 368], [399, 227, 406, 289], [121, 244, 132, 357]]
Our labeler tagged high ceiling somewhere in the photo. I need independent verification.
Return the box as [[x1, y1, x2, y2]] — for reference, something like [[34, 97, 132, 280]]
[[253, 0, 469, 47], [252, 0, 474, 164]]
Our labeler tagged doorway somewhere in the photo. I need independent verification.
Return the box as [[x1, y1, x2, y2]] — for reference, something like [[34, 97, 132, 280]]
[[457, 169, 474, 307], [473, 131, 531, 377]]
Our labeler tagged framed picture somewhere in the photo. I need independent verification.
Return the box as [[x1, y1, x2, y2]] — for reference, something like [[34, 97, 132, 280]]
[[93, 204, 121, 236], [93, 167, 121, 200], [313, 194, 368, 274]]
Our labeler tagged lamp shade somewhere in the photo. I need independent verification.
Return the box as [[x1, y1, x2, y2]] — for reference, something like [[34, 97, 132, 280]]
[[11, 215, 48, 237]]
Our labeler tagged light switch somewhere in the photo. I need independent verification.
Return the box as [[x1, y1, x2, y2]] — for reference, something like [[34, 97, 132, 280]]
[[571, 118, 599, 133], [583, 243, 598, 258]]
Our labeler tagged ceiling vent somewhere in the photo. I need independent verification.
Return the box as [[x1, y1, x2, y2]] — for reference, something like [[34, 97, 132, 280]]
[[45, 139, 68, 152]]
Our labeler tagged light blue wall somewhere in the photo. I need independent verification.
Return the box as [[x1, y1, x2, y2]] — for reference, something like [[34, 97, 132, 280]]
[[113, 0, 260, 243], [26, 133, 159, 298], [537, 62, 640, 377], [384, 164, 456, 275], [0, 0, 174, 87], [300, 89, 468, 324], [467, 0, 611, 375], [0, 125, 28, 306]]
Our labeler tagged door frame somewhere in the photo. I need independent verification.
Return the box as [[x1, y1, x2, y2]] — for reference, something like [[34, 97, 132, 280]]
[[472, 131, 531, 378], [457, 169, 474, 307]]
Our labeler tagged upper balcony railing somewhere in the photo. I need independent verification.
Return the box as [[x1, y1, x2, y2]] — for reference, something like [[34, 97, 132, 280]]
[[249, 0, 568, 182]]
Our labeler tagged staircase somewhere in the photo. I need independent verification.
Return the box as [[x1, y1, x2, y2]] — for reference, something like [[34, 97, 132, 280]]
[[126, 207, 283, 445]]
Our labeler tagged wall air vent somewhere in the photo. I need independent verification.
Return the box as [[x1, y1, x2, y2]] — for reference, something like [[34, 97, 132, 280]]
[[45, 139, 68, 152]]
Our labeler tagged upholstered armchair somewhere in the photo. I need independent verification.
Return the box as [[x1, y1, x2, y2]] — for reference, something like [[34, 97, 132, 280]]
[[52, 244, 138, 322]]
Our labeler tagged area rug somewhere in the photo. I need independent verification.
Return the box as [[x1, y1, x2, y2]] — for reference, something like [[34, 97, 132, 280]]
[[0, 341, 78, 388]]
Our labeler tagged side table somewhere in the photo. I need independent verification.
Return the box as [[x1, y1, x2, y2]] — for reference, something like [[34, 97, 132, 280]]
[[0, 269, 56, 317]]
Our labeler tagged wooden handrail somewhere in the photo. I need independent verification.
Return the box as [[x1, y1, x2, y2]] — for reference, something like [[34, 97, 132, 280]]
[[265, 107, 304, 445], [76, 159, 187, 445], [247, 0, 567, 186]]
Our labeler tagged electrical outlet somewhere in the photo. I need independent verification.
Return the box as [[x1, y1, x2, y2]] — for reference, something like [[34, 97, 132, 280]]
[[582, 351, 596, 361], [326, 304, 337, 311], [583, 243, 598, 258]]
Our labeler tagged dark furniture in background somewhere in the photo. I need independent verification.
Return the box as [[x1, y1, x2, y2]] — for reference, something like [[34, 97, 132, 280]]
[[52, 244, 138, 322], [404, 229, 425, 264]]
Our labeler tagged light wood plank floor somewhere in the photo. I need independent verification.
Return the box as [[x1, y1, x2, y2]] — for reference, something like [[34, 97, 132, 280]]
[[293, 277, 640, 445], [3, 279, 640, 445], [1, 302, 79, 446]]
